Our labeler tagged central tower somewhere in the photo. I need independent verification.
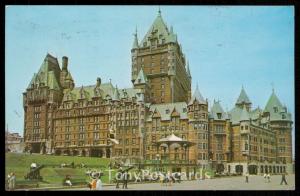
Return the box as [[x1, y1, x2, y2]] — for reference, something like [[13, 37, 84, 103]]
[[131, 10, 191, 104]]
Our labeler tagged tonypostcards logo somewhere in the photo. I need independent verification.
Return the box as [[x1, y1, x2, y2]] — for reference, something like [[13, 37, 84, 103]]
[[105, 169, 205, 182]]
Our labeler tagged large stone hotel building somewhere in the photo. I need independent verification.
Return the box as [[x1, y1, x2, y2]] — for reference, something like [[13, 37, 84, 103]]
[[23, 10, 293, 175]]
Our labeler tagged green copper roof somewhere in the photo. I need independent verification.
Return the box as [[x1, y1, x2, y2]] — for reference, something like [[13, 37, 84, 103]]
[[188, 84, 206, 105], [146, 102, 188, 121], [132, 29, 139, 49], [134, 68, 148, 85], [27, 53, 61, 91], [236, 87, 251, 105], [240, 105, 250, 121], [62, 82, 142, 103], [47, 71, 60, 90], [112, 86, 120, 101], [140, 11, 177, 47], [264, 90, 292, 121], [210, 101, 226, 120], [264, 90, 283, 112], [250, 107, 262, 120]]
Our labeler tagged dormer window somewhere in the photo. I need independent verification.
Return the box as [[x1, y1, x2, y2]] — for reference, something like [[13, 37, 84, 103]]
[[282, 114, 286, 119], [273, 107, 278, 113], [162, 39, 165, 44], [183, 108, 187, 113], [138, 79, 141, 83], [166, 109, 170, 114], [217, 113, 222, 119], [143, 42, 147, 47]]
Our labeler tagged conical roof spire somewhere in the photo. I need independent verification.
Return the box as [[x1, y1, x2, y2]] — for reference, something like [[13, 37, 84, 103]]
[[158, 6, 161, 17], [112, 85, 120, 101], [134, 67, 148, 85], [236, 86, 251, 105], [186, 61, 191, 78], [264, 88, 283, 112], [132, 27, 139, 49], [188, 84, 206, 105]]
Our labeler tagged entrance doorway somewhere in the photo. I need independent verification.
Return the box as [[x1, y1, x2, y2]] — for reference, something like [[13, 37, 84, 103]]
[[216, 164, 224, 173], [248, 165, 257, 174], [235, 165, 243, 174]]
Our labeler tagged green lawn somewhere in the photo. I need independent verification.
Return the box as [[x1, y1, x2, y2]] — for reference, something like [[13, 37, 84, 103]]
[[5, 153, 116, 188]]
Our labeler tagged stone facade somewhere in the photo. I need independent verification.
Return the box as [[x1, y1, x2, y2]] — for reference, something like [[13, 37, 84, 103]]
[[23, 10, 293, 174]]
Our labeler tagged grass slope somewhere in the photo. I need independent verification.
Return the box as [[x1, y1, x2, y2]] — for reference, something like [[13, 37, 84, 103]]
[[5, 153, 115, 187]]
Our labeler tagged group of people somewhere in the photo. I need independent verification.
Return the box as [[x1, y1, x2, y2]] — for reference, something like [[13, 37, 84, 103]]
[[116, 167, 129, 189], [159, 171, 181, 186], [263, 173, 271, 183], [244, 172, 288, 185], [88, 172, 103, 190], [6, 173, 16, 191]]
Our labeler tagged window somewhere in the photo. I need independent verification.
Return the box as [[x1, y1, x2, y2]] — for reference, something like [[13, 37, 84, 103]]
[[217, 113, 222, 119], [166, 109, 170, 114], [274, 107, 278, 113]]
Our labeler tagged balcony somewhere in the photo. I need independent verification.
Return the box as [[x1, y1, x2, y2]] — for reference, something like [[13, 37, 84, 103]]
[[240, 129, 250, 135], [214, 130, 226, 135]]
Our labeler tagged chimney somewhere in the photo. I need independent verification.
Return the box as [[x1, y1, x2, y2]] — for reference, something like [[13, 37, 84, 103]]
[[62, 56, 68, 70]]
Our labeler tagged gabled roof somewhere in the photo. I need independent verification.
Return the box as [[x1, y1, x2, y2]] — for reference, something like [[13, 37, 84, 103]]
[[236, 87, 251, 105], [140, 10, 177, 47], [134, 68, 148, 85], [188, 85, 206, 105], [146, 102, 188, 121], [210, 101, 226, 120]]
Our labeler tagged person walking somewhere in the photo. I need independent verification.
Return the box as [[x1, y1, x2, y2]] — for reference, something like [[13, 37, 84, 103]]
[[263, 173, 267, 183], [245, 172, 249, 183], [122, 170, 128, 189], [267, 173, 271, 183], [116, 167, 123, 189], [8, 173, 16, 191], [95, 175, 103, 190], [280, 172, 288, 185]]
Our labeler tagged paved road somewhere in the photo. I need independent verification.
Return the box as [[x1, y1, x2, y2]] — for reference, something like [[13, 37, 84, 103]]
[[68, 174, 294, 191]]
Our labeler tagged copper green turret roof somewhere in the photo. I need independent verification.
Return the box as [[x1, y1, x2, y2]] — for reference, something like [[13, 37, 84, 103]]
[[140, 10, 177, 47], [236, 87, 251, 105], [264, 89, 292, 121], [188, 84, 206, 105], [27, 53, 61, 91], [134, 68, 148, 85], [132, 28, 139, 49]]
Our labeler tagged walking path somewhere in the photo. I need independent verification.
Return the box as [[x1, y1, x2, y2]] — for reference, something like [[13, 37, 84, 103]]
[[54, 174, 295, 191]]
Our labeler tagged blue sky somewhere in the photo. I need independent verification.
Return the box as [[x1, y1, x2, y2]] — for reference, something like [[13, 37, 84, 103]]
[[5, 6, 294, 157]]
